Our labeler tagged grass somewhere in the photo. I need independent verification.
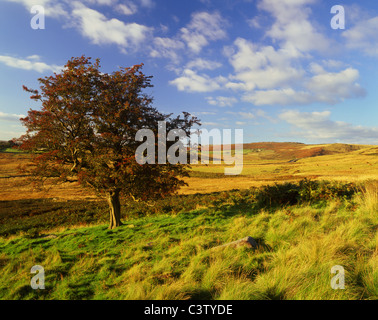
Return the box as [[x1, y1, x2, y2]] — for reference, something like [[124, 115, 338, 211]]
[[0, 148, 24, 153], [0, 144, 377, 300], [0, 180, 377, 300], [2, 143, 378, 199]]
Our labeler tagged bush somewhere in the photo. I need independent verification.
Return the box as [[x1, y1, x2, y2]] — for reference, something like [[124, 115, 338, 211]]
[[253, 182, 300, 208], [0, 140, 15, 151], [0, 179, 360, 237], [252, 179, 358, 209], [298, 179, 356, 202]]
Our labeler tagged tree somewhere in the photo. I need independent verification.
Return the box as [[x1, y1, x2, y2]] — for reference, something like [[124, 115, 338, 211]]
[[19, 56, 200, 229]]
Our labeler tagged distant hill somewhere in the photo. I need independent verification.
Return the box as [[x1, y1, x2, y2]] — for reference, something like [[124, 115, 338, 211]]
[[207, 142, 368, 161], [243, 142, 365, 160]]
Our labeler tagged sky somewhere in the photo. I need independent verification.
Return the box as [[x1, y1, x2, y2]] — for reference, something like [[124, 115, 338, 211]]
[[1, 0, 378, 144]]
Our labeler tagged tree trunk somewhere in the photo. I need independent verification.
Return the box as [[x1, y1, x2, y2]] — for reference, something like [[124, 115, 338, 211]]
[[107, 189, 122, 229]]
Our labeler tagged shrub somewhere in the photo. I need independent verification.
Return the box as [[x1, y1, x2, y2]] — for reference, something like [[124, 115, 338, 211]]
[[298, 179, 356, 202], [0, 179, 361, 237], [251, 179, 358, 210], [253, 183, 300, 208]]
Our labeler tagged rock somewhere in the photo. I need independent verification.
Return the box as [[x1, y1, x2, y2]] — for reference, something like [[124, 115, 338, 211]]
[[42, 234, 58, 239], [212, 236, 258, 250]]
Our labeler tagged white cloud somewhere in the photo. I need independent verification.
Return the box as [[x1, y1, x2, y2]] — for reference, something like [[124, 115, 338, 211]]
[[159, 24, 169, 33], [186, 58, 222, 71], [343, 16, 378, 56], [180, 11, 228, 53], [26, 54, 41, 61], [5, 0, 69, 18], [116, 2, 137, 15], [193, 112, 217, 115], [6, 0, 50, 6], [258, 0, 331, 54], [194, 1, 363, 107], [225, 38, 305, 91], [166, 1, 366, 108], [140, 0, 155, 8], [170, 69, 226, 93], [241, 67, 365, 107], [247, 16, 263, 29], [280, 110, 378, 143], [201, 122, 219, 127], [71, 2, 152, 50], [6, 0, 154, 18], [243, 88, 312, 106], [83, 0, 116, 5], [0, 112, 26, 122], [0, 129, 26, 140], [150, 12, 227, 65], [255, 109, 276, 122], [0, 55, 62, 73], [306, 68, 366, 104], [223, 37, 365, 106], [226, 111, 256, 120], [150, 37, 185, 63], [238, 112, 255, 119], [206, 96, 238, 107], [321, 60, 346, 69]]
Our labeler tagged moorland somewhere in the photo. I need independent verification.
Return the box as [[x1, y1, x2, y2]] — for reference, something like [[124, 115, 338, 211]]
[[0, 142, 377, 300]]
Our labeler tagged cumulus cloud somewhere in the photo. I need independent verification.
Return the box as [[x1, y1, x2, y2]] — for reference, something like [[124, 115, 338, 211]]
[[116, 2, 138, 15], [0, 112, 26, 122], [258, 0, 331, 54], [150, 11, 227, 65], [170, 34, 365, 106], [5, 0, 69, 18], [71, 2, 152, 50], [343, 16, 378, 56], [242, 70, 365, 106], [201, 122, 220, 127], [306, 68, 366, 104], [237, 112, 255, 119], [0, 129, 26, 141], [206, 96, 238, 107], [140, 0, 155, 8], [150, 37, 185, 63], [0, 55, 63, 73], [217, 1, 363, 106], [165, 1, 366, 108], [180, 11, 228, 53], [224, 37, 365, 106], [83, 0, 116, 5], [243, 88, 312, 106], [169, 69, 226, 93], [225, 38, 305, 91], [280, 110, 378, 143], [186, 58, 222, 71], [6, 0, 155, 52], [226, 110, 270, 122]]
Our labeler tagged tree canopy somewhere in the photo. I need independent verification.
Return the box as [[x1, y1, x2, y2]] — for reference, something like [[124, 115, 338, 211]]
[[20, 56, 200, 229]]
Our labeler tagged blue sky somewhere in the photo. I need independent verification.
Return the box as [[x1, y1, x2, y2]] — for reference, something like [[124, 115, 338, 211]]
[[1, 0, 378, 144]]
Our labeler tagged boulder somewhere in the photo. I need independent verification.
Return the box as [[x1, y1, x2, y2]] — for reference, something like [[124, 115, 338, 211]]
[[212, 236, 258, 250]]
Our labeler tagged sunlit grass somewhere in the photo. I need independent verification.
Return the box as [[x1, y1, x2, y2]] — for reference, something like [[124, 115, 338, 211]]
[[1, 145, 378, 300], [0, 184, 377, 300]]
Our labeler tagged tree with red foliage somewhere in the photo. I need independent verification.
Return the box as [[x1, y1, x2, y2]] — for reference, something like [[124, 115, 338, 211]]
[[19, 56, 200, 229]]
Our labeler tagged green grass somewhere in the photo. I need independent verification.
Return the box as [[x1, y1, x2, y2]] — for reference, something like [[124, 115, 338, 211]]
[[0, 180, 377, 300], [0, 148, 24, 153]]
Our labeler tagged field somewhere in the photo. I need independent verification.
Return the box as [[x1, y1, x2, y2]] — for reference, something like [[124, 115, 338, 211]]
[[185, 142, 378, 194], [0, 143, 377, 300]]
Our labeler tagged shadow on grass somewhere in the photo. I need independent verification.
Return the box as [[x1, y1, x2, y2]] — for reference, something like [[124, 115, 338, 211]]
[[189, 288, 215, 300]]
